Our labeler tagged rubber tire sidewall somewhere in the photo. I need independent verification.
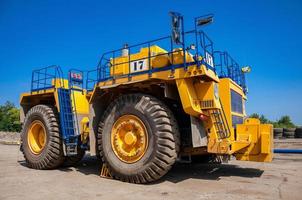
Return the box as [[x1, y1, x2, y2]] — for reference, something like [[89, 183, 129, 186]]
[[98, 94, 180, 183], [101, 100, 156, 177], [21, 105, 64, 169]]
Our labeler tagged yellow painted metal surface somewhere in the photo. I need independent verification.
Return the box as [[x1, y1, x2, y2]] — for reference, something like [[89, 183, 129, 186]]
[[70, 90, 89, 115], [206, 118, 273, 162], [27, 120, 46, 154], [195, 82, 221, 110], [20, 79, 69, 113], [218, 78, 246, 130], [175, 78, 202, 116], [20, 78, 90, 139], [110, 46, 199, 77], [110, 45, 170, 76], [80, 117, 90, 143], [98, 63, 218, 89], [52, 78, 89, 114], [111, 114, 148, 163], [175, 79, 222, 116], [198, 79, 273, 162], [52, 78, 69, 89], [171, 48, 195, 65], [234, 118, 273, 162]]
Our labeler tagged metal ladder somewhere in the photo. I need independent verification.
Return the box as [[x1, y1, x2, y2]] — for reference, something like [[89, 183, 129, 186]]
[[57, 69, 84, 156], [58, 88, 78, 155], [210, 102, 231, 139]]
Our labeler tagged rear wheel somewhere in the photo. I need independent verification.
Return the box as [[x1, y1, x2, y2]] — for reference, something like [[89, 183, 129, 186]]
[[98, 94, 180, 183], [21, 105, 65, 169]]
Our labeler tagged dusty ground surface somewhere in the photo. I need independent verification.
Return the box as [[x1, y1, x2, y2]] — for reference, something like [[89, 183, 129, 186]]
[[0, 132, 20, 145], [0, 140, 302, 200]]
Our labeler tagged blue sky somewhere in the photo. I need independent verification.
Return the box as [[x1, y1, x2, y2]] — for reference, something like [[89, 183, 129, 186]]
[[0, 0, 301, 124]]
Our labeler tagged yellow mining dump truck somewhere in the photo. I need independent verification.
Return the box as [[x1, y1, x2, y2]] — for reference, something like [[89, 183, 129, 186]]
[[19, 13, 273, 183]]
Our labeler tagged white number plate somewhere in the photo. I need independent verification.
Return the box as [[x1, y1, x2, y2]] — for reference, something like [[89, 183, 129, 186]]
[[205, 52, 214, 68], [130, 59, 149, 73]]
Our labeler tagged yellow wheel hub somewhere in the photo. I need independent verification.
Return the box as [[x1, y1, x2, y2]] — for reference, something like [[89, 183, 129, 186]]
[[111, 115, 148, 163], [27, 120, 47, 154]]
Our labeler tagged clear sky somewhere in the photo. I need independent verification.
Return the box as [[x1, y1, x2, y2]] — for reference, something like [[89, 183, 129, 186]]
[[0, 0, 301, 124]]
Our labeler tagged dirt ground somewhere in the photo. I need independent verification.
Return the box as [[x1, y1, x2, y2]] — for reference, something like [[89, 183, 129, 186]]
[[0, 141, 302, 200], [0, 132, 20, 145]]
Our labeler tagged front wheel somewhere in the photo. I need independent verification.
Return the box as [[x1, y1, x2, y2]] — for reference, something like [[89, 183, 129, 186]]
[[98, 94, 180, 183]]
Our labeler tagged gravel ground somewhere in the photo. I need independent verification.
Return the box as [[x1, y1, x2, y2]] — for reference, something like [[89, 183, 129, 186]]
[[0, 140, 302, 200], [0, 132, 20, 145]]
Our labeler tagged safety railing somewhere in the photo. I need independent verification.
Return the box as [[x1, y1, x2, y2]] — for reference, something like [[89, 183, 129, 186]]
[[86, 68, 99, 91], [93, 30, 215, 83], [214, 51, 247, 93], [193, 30, 214, 70], [31, 65, 64, 92]]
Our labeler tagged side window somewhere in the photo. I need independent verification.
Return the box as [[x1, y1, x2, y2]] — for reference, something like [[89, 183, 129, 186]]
[[231, 90, 243, 114]]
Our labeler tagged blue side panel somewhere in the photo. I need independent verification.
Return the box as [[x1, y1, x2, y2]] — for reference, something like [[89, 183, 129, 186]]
[[57, 88, 77, 143]]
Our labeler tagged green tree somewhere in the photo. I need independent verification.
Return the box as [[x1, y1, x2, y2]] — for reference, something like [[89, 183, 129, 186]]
[[249, 113, 260, 119], [249, 113, 270, 124], [276, 115, 295, 128], [0, 101, 21, 132], [249, 113, 296, 128]]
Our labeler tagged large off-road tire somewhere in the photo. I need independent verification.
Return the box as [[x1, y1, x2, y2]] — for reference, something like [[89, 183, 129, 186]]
[[21, 105, 65, 169], [295, 127, 302, 138], [273, 128, 283, 139], [97, 93, 180, 183], [283, 128, 296, 139]]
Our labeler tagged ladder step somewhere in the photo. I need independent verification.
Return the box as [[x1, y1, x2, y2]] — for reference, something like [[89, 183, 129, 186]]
[[66, 143, 78, 156], [217, 130, 225, 134], [58, 86, 82, 156], [210, 108, 230, 139]]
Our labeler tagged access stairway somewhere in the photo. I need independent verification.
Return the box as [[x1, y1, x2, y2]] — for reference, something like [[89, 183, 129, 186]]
[[57, 88, 79, 155], [210, 108, 230, 139], [31, 66, 83, 156]]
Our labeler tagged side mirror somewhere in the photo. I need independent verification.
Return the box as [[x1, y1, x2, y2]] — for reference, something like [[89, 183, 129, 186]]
[[241, 66, 251, 73]]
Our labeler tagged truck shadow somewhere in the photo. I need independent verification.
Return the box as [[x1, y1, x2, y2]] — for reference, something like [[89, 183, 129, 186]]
[[60, 154, 264, 184], [18, 154, 264, 184], [161, 162, 264, 184]]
